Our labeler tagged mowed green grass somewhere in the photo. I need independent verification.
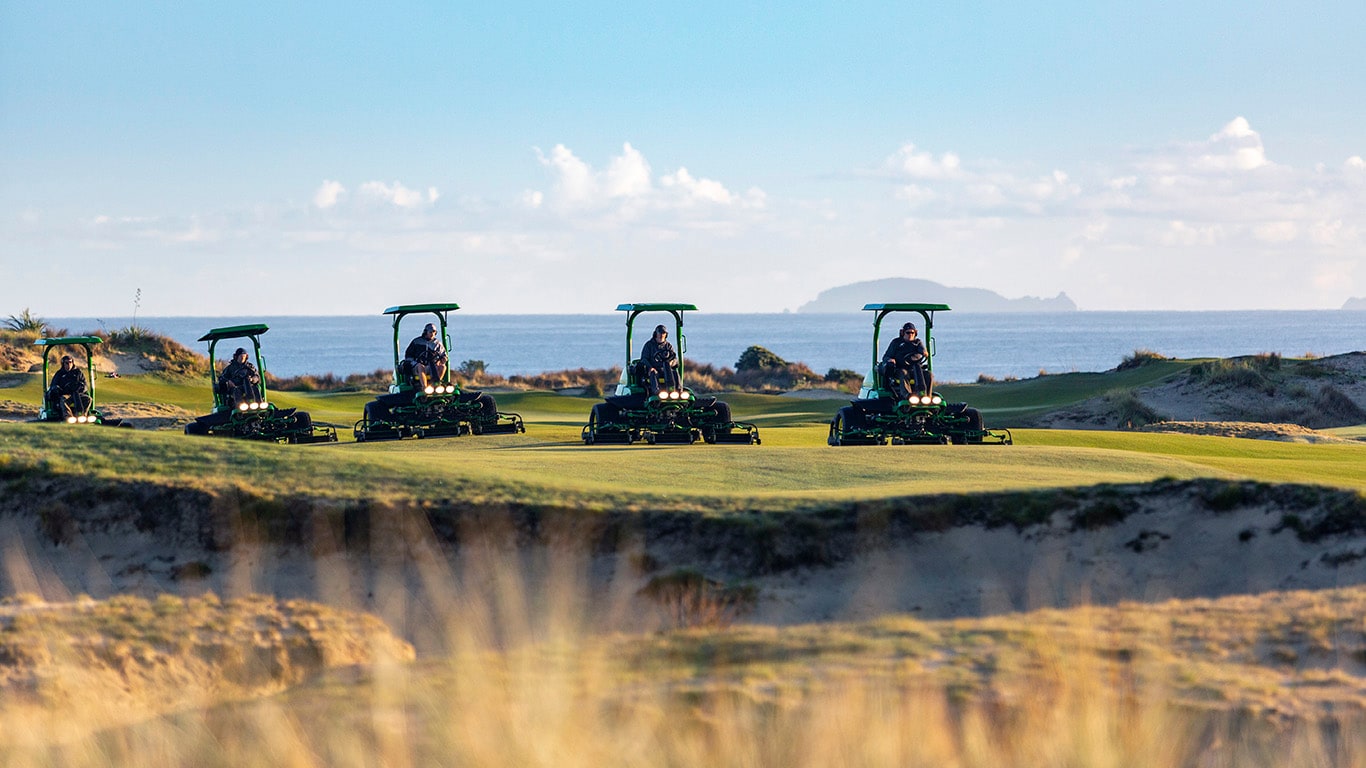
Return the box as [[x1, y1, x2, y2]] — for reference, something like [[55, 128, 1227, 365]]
[[4, 367, 1363, 511], [3, 416, 1363, 513]]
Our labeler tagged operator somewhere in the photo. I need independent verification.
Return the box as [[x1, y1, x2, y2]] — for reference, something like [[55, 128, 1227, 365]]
[[640, 324, 680, 395], [46, 354, 91, 419], [404, 322, 448, 390], [881, 322, 931, 399], [219, 348, 263, 408]]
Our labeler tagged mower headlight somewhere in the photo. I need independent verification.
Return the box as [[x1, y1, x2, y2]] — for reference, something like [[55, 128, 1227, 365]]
[[908, 395, 921, 405], [67, 416, 77, 424], [672, 390, 682, 399], [931, 395, 943, 405], [445, 385, 456, 394], [239, 403, 250, 412], [251, 402, 262, 410], [424, 386, 435, 395]]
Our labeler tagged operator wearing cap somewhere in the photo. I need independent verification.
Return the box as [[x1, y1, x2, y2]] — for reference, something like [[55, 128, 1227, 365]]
[[47, 354, 91, 419], [219, 347, 262, 408], [403, 322, 448, 390], [640, 324, 679, 396], [881, 322, 931, 399]]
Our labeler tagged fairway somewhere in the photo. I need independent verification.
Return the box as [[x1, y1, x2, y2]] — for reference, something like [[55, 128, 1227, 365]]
[[4, 418, 1363, 514]]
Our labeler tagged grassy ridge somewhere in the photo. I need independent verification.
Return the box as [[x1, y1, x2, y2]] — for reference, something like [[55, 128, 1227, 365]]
[[2, 422, 1363, 514]]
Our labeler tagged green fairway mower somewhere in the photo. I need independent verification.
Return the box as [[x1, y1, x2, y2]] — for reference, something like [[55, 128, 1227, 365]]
[[581, 303, 760, 445], [353, 304, 524, 442], [184, 324, 337, 444], [33, 336, 128, 427], [828, 303, 1011, 446]]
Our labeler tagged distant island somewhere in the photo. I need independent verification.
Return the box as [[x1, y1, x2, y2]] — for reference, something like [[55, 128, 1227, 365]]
[[1344, 297, 1366, 311], [797, 278, 1077, 313]]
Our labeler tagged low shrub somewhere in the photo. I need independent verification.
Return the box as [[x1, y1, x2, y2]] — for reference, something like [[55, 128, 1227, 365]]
[[268, 368, 393, 393]]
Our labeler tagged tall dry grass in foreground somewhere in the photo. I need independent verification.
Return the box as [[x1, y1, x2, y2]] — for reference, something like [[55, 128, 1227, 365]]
[[2, 533, 1363, 767]]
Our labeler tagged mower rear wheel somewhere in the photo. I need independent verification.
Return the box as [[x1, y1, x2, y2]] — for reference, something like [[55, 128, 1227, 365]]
[[951, 407, 985, 445], [829, 406, 856, 446]]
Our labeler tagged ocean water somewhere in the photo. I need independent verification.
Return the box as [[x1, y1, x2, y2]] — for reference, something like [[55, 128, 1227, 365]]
[[49, 311, 1366, 384]]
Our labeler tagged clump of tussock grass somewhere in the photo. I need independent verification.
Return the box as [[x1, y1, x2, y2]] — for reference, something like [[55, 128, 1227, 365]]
[[638, 569, 757, 629], [1188, 353, 1283, 394], [1107, 388, 1167, 429], [1116, 348, 1170, 371]]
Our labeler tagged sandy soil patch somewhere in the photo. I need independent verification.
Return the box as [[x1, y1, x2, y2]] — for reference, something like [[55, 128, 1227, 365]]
[[0, 399, 39, 421], [1035, 351, 1366, 432], [1138, 421, 1354, 443], [2, 480, 1362, 651], [0, 593, 414, 738], [100, 401, 198, 430]]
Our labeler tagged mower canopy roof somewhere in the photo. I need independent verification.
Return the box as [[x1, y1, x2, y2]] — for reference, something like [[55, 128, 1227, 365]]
[[34, 336, 103, 347], [198, 324, 269, 343], [383, 303, 461, 316], [615, 303, 698, 313], [862, 303, 952, 312]]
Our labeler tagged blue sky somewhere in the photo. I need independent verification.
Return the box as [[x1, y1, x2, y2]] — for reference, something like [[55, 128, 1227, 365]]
[[3, 1, 1364, 315]]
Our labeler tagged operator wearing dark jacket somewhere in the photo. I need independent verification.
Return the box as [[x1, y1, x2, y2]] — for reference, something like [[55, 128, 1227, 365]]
[[640, 324, 679, 395], [404, 323, 448, 389], [881, 322, 931, 398], [219, 348, 262, 408], [47, 355, 91, 418]]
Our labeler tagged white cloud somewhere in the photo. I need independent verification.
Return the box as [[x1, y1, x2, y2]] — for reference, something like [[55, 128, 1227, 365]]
[[1194, 117, 1269, 171], [896, 184, 938, 206], [603, 142, 652, 198], [887, 144, 961, 179], [533, 142, 760, 223], [358, 180, 437, 209], [313, 180, 345, 209], [1252, 221, 1298, 243], [660, 167, 734, 205], [1308, 219, 1358, 246], [1162, 220, 1225, 247], [23, 118, 1363, 315], [1312, 260, 1356, 291], [537, 144, 597, 205]]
